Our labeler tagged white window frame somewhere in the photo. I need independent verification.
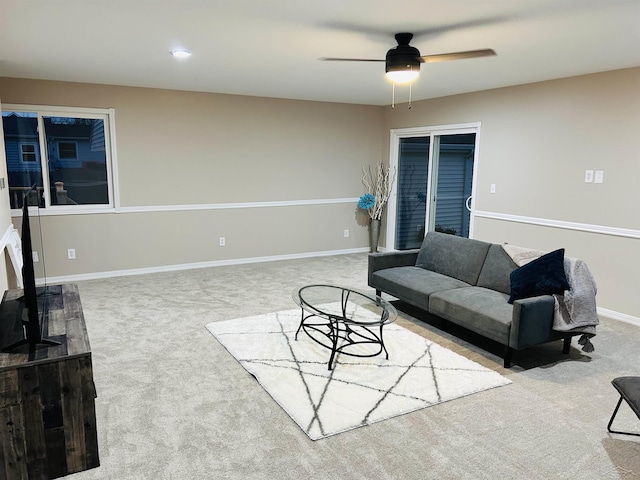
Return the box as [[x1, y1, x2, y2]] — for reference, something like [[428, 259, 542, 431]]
[[3, 104, 120, 216]]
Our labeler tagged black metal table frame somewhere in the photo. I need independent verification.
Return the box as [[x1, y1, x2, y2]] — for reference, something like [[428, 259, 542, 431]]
[[294, 286, 393, 370]]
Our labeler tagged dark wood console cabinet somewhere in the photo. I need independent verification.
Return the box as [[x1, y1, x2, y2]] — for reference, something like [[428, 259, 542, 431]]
[[0, 283, 99, 479]]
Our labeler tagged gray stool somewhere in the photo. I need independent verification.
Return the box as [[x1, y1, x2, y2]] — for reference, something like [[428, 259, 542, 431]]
[[607, 376, 640, 437]]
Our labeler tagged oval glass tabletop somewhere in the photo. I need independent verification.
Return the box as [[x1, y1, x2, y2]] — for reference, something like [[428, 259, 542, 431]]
[[292, 284, 397, 325]]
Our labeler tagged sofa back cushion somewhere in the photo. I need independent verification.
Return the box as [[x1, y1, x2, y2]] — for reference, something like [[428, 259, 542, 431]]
[[476, 244, 518, 294], [415, 232, 491, 285]]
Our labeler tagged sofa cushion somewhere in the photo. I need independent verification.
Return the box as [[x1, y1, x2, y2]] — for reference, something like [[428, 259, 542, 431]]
[[429, 287, 513, 344], [371, 266, 470, 308], [415, 232, 491, 285], [476, 244, 518, 295], [508, 248, 570, 304]]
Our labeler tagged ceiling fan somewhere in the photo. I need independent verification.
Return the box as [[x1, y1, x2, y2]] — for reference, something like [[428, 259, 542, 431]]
[[321, 32, 496, 84]]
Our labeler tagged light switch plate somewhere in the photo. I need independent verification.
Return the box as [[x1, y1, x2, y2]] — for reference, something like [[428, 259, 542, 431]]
[[594, 170, 604, 184], [584, 170, 594, 183]]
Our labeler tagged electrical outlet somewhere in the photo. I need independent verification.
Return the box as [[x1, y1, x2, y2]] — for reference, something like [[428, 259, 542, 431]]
[[219, 237, 226, 247], [32, 251, 39, 263], [67, 248, 76, 260], [344, 229, 349, 238]]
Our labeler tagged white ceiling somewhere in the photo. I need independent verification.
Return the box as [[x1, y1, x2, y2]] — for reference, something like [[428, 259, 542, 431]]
[[1, 0, 639, 106]]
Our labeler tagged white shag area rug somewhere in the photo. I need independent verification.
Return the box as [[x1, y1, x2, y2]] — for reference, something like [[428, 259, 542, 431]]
[[206, 307, 511, 440]]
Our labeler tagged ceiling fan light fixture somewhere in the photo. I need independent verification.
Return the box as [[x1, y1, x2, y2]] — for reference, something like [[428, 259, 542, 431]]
[[170, 49, 192, 59], [385, 66, 419, 83], [385, 34, 421, 84]]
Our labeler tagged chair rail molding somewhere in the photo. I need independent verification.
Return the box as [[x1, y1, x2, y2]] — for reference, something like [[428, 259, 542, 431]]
[[119, 197, 359, 214], [474, 211, 640, 240]]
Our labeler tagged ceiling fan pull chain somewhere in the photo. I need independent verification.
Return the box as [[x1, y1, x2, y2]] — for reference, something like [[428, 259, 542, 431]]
[[408, 83, 412, 109], [391, 83, 395, 109]]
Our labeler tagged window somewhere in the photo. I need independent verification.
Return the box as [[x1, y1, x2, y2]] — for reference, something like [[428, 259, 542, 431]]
[[2, 106, 116, 211], [58, 141, 77, 160], [20, 143, 37, 162]]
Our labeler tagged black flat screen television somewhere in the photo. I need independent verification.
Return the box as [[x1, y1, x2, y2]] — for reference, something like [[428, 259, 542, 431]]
[[1, 187, 60, 352]]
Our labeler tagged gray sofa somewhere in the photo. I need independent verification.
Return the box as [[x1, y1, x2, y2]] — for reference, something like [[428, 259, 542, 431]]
[[368, 232, 576, 367]]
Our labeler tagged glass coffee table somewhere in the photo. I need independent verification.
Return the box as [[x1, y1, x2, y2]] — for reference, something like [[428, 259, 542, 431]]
[[292, 284, 398, 370]]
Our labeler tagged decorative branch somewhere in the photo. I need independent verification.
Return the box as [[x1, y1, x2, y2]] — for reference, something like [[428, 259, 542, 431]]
[[359, 163, 396, 220]]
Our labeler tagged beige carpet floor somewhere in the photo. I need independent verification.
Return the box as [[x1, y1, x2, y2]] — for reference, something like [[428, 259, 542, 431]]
[[66, 253, 639, 480]]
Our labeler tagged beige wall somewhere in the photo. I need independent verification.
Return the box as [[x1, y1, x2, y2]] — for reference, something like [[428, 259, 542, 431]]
[[384, 67, 640, 318], [33, 204, 363, 276], [113, 88, 383, 206], [1, 68, 639, 319], [0, 78, 385, 279]]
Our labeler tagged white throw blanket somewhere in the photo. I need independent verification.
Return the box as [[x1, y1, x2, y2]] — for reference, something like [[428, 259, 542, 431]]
[[502, 244, 598, 352]]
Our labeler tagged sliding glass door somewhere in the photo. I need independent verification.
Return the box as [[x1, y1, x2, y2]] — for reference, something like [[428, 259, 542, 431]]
[[388, 124, 480, 250], [396, 137, 430, 249], [428, 133, 475, 238]]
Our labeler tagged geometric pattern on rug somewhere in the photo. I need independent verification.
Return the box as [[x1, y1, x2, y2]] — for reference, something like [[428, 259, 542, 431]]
[[206, 307, 511, 440]]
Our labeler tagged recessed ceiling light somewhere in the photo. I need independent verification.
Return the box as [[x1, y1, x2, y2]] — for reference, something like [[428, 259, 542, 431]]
[[170, 49, 191, 59]]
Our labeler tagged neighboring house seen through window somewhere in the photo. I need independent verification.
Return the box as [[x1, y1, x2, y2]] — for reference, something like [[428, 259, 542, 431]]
[[1, 106, 115, 211]]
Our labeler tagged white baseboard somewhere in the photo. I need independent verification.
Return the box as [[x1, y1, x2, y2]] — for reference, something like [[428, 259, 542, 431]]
[[597, 307, 640, 327], [39, 247, 370, 284]]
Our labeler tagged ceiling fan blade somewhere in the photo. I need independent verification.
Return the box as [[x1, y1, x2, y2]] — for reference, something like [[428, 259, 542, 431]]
[[419, 49, 496, 63], [320, 57, 385, 62]]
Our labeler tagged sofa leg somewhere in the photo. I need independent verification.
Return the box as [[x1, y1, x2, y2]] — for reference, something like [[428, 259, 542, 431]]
[[563, 337, 571, 354], [503, 346, 513, 368]]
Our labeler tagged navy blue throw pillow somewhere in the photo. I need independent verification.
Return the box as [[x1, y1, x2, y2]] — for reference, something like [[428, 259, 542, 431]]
[[508, 248, 570, 304]]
